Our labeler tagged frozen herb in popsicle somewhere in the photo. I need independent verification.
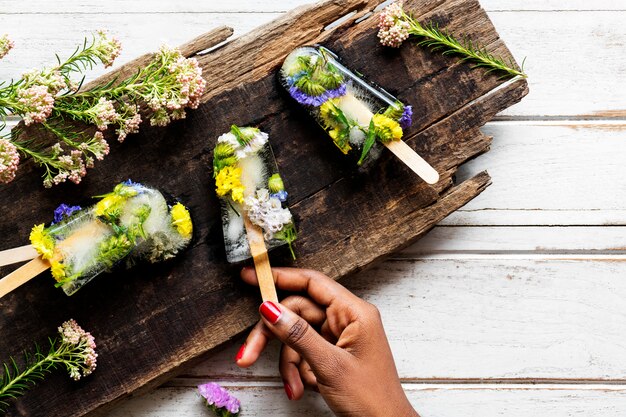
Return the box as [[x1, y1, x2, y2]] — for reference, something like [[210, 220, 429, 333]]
[[25, 180, 193, 295], [213, 125, 296, 264], [280, 46, 439, 184]]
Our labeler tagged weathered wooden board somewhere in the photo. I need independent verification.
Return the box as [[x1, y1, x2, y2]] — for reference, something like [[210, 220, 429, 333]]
[[106, 383, 626, 417], [0, 0, 527, 415]]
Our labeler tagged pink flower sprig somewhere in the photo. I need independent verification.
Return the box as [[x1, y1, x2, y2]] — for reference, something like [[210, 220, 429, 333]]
[[377, 2, 526, 78], [0, 34, 14, 60], [0, 31, 206, 187], [0, 320, 97, 413], [198, 382, 241, 417]]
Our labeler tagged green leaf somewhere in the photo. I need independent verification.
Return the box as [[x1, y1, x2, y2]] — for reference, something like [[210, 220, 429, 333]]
[[358, 118, 377, 166]]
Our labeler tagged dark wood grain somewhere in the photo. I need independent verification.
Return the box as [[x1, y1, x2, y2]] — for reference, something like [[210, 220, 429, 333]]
[[0, 0, 528, 415]]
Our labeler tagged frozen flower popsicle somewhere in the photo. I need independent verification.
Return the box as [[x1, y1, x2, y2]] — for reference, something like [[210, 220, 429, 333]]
[[213, 125, 297, 302], [0, 180, 193, 297], [280, 45, 439, 184]]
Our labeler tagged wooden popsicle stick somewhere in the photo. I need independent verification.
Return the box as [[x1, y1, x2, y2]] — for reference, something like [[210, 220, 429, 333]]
[[0, 244, 39, 267], [243, 215, 279, 303], [384, 140, 440, 184], [0, 256, 50, 299]]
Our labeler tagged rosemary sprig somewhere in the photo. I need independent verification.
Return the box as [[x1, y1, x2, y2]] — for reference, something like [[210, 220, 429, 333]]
[[0, 320, 97, 413], [378, 2, 526, 79], [404, 13, 526, 79]]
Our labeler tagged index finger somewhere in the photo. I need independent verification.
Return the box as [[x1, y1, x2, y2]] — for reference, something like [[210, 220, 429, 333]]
[[240, 267, 358, 307]]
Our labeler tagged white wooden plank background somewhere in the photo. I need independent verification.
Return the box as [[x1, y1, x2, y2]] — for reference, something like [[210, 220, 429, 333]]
[[1, 0, 625, 416]]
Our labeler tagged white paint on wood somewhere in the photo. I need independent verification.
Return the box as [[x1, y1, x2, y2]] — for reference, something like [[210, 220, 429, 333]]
[[2, 0, 624, 13], [185, 259, 626, 381], [403, 226, 626, 254], [0, 14, 278, 81], [487, 11, 626, 117], [0, 8, 624, 118], [104, 384, 626, 417], [443, 123, 626, 225]]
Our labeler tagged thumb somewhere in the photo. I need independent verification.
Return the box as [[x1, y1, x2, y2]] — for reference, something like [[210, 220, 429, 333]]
[[259, 301, 339, 368]]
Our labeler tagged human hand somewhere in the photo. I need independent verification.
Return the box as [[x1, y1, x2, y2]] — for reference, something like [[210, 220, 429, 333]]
[[235, 267, 419, 417]]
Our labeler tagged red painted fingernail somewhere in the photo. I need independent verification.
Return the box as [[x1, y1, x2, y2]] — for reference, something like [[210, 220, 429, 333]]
[[235, 343, 246, 362], [259, 301, 282, 324], [284, 381, 294, 400]]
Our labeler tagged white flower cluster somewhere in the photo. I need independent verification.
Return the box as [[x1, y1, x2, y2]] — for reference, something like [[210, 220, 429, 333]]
[[217, 127, 268, 160], [245, 188, 293, 240]]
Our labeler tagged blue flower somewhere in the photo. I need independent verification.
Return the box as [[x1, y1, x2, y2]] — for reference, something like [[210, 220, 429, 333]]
[[399, 105, 413, 129], [286, 70, 307, 86], [271, 190, 288, 202], [52, 204, 82, 224], [288, 84, 347, 107]]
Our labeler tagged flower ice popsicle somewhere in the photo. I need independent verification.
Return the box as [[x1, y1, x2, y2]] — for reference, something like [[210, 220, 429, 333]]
[[213, 125, 297, 302], [0, 180, 193, 296], [280, 45, 439, 184]]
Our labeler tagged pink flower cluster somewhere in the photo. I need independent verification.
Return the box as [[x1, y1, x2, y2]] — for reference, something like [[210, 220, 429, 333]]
[[58, 319, 98, 381], [147, 46, 206, 126], [22, 67, 68, 95], [16, 84, 55, 125], [0, 139, 20, 184], [94, 30, 122, 68], [89, 97, 118, 130], [116, 106, 142, 142], [378, 2, 411, 48], [0, 34, 14, 59]]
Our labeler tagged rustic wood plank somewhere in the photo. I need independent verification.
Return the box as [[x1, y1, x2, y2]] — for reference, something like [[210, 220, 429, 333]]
[[104, 384, 626, 417], [187, 257, 626, 381], [403, 226, 626, 254], [0, 0, 527, 415], [443, 122, 626, 225]]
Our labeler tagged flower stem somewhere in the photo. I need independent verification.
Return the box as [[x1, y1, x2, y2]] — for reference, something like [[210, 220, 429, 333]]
[[404, 12, 526, 78]]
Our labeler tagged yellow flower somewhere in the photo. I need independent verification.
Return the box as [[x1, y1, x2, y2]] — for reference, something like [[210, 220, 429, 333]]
[[215, 166, 245, 204], [29, 224, 55, 260], [319, 99, 342, 130], [50, 259, 66, 282], [329, 128, 351, 154], [372, 114, 403, 143], [170, 202, 193, 239], [95, 194, 124, 217]]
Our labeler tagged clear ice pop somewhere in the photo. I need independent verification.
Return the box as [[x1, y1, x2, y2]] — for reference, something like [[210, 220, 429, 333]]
[[213, 125, 297, 264], [25, 180, 193, 295], [280, 45, 439, 184]]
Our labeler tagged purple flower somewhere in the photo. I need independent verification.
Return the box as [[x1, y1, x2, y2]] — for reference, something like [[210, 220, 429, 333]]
[[271, 190, 288, 203], [198, 382, 241, 416], [288, 84, 347, 107], [53, 204, 82, 224], [399, 105, 413, 129]]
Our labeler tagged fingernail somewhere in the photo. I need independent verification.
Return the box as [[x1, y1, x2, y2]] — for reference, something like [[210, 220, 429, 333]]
[[235, 343, 246, 362], [259, 301, 282, 324], [284, 381, 294, 400]]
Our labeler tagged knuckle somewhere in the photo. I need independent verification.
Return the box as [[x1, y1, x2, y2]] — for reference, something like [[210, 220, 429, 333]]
[[286, 318, 310, 346], [281, 295, 307, 311]]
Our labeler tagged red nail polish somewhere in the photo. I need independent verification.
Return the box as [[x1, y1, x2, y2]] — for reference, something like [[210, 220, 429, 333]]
[[284, 381, 294, 400], [235, 343, 246, 362], [259, 301, 282, 324]]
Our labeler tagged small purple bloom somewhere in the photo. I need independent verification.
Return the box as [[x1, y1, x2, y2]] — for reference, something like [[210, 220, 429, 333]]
[[288, 84, 347, 107], [198, 382, 241, 416], [52, 204, 82, 224], [399, 105, 413, 129], [271, 190, 288, 203]]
